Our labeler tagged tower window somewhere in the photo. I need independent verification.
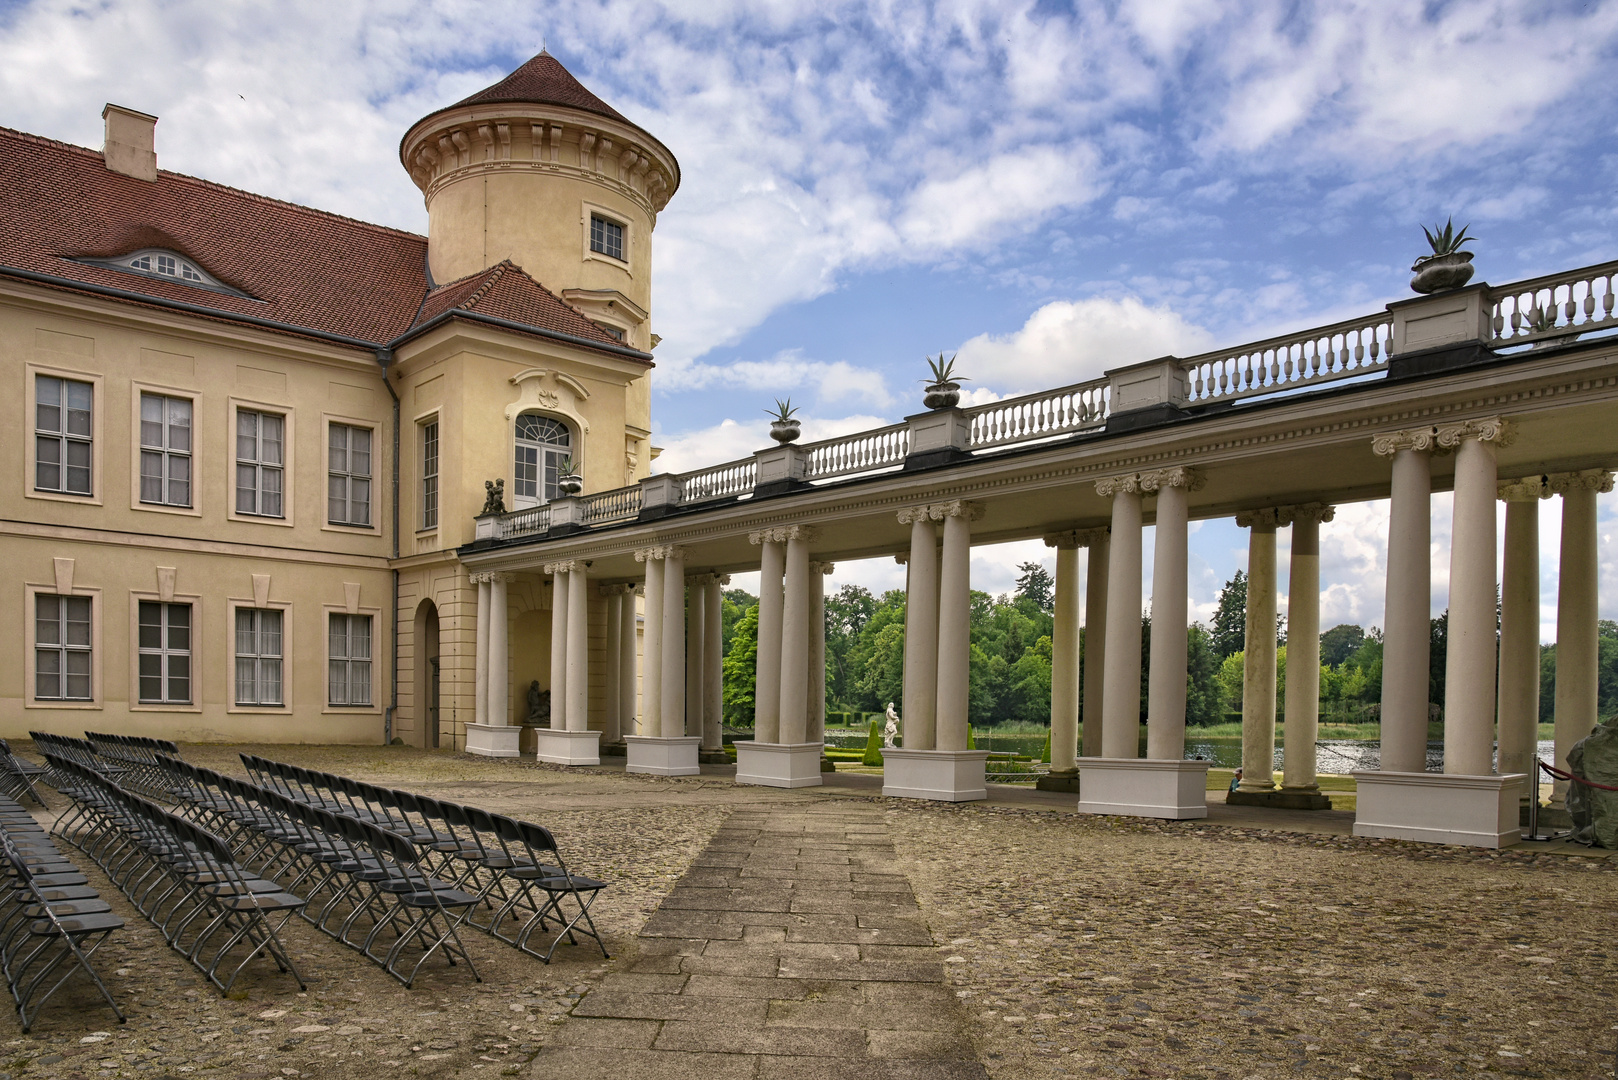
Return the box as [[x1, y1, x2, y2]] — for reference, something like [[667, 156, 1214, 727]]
[[590, 215, 624, 261]]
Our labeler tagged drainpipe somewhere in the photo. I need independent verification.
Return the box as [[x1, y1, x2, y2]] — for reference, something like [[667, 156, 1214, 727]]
[[377, 347, 401, 746]]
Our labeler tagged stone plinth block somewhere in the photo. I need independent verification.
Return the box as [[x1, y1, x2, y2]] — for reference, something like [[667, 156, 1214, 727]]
[[1075, 758, 1209, 820], [533, 728, 602, 767], [625, 735, 701, 776], [1035, 770, 1081, 794], [1352, 770, 1524, 848], [734, 741, 823, 788], [881, 748, 990, 802], [1227, 788, 1333, 811], [464, 723, 522, 759]]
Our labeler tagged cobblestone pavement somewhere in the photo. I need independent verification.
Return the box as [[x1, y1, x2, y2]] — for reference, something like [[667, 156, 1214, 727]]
[[541, 803, 986, 1079], [0, 744, 1611, 1080]]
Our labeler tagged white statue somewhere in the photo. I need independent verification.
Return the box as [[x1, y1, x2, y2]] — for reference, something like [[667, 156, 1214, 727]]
[[883, 702, 901, 748]]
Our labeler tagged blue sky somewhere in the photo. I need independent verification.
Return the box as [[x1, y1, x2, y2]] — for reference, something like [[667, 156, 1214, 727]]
[[2, 0, 1615, 638]]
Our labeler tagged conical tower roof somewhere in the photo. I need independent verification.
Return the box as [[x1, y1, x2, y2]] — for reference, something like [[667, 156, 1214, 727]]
[[449, 50, 629, 125]]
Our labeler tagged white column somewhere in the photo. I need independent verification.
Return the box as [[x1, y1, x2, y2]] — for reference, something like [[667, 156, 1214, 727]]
[[1081, 533, 1109, 758], [1236, 509, 1278, 792], [622, 585, 641, 739], [1145, 470, 1198, 761], [488, 572, 509, 726], [686, 575, 705, 743], [1282, 504, 1333, 791], [1373, 431, 1435, 773], [1497, 482, 1544, 788], [935, 502, 978, 752], [752, 532, 786, 743], [809, 562, 831, 747], [638, 550, 665, 739], [899, 509, 940, 751], [605, 587, 622, 745], [474, 575, 490, 728], [660, 547, 687, 738], [1550, 469, 1613, 793], [1045, 535, 1081, 776], [779, 529, 814, 744], [703, 575, 725, 751], [545, 563, 570, 729], [565, 566, 587, 733], [1440, 421, 1507, 776], [1099, 477, 1144, 759]]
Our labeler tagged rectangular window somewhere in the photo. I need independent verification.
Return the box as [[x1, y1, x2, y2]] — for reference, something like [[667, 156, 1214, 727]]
[[327, 423, 372, 526], [590, 214, 624, 261], [138, 601, 191, 704], [139, 392, 192, 506], [328, 614, 372, 707], [35, 375, 93, 495], [421, 421, 439, 530], [35, 594, 92, 701], [235, 608, 283, 707], [236, 409, 284, 517]]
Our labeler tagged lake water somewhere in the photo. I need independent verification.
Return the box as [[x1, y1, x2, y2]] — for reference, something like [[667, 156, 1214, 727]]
[[823, 729, 1556, 772]]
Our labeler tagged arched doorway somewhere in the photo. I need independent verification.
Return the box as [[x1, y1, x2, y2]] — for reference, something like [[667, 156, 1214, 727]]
[[513, 413, 572, 509], [413, 598, 441, 748]]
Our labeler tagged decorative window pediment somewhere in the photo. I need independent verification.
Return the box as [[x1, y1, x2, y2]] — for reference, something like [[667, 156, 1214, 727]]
[[78, 248, 252, 298]]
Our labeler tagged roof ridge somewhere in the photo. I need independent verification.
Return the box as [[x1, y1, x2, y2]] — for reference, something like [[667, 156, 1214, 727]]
[[0, 125, 427, 244], [456, 260, 512, 311]]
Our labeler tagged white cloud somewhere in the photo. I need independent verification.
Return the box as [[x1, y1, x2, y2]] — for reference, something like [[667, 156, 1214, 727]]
[[655, 349, 892, 406], [954, 295, 1215, 395], [651, 411, 892, 475]]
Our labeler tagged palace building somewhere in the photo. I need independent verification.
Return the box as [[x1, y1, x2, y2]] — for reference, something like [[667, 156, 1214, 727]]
[[0, 51, 676, 749]]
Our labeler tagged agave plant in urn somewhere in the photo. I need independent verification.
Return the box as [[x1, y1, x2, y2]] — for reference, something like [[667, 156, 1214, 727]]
[[922, 352, 968, 409], [767, 398, 802, 444], [1410, 217, 1476, 294], [556, 456, 584, 496]]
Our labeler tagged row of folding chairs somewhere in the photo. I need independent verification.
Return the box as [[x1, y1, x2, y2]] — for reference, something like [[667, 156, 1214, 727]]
[[85, 733, 181, 800], [46, 756, 306, 996], [0, 793, 124, 1031], [175, 754, 607, 964], [31, 732, 130, 792], [152, 758, 485, 987], [0, 741, 48, 808]]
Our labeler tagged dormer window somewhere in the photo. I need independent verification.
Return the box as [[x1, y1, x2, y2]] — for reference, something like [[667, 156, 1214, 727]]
[[77, 248, 253, 298]]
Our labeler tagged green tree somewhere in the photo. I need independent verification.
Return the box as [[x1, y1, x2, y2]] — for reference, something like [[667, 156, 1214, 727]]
[[824, 584, 878, 707], [1215, 651, 1245, 714], [1429, 610, 1448, 715], [1185, 624, 1223, 726], [721, 588, 756, 658], [721, 604, 759, 725], [1015, 562, 1055, 612], [1007, 635, 1054, 724], [1319, 623, 1366, 667], [1210, 570, 1247, 659], [853, 621, 907, 713]]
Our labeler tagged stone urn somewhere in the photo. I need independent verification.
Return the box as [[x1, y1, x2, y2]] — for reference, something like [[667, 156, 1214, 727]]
[[923, 380, 961, 409], [1410, 251, 1474, 294], [557, 473, 583, 495], [769, 418, 801, 444]]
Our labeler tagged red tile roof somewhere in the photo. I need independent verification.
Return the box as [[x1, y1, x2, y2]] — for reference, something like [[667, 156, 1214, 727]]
[[449, 51, 630, 125], [414, 261, 632, 348], [0, 124, 644, 360]]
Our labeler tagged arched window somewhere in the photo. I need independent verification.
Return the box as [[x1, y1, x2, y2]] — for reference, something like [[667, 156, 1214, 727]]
[[513, 414, 571, 507]]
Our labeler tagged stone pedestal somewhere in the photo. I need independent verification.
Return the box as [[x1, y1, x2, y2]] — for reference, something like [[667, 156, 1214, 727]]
[[881, 748, 990, 802], [1228, 788, 1333, 811], [1035, 770, 1081, 794], [1352, 771, 1524, 848], [599, 740, 628, 758], [734, 741, 824, 789], [464, 723, 521, 759], [1075, 758, 1209, 819], [533, 728, 601, 767], [625, 735, 701, 777], [698, 749, 731, 764]]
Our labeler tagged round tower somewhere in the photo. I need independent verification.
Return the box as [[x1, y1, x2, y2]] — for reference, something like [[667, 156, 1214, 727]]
[[400, 52, 679, 351]]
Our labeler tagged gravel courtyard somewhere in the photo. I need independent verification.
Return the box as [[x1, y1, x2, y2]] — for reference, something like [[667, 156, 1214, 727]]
[[0, 743, 1611, 1080]]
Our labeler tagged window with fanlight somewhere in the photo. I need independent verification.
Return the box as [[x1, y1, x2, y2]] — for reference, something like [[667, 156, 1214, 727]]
[[513, 414, 572, 508]]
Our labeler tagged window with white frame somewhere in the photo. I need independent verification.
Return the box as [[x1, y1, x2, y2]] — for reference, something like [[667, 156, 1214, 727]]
[[235, 608, 283, 707], [420, 420, 439, 530], [138, 601, 191, 704], [236, 409, 284, 517], [513, 414, 571, 507], [36, 594, 92, 701], [590, 214, 624, 261], [328, 613, 372, 706], [327, 423, 372, 526], [139, 392, 192, 506], [35, 375, 94, 496]]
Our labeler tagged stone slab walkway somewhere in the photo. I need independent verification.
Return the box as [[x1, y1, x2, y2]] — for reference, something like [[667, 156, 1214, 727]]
[[536, 803, 988, 1079]]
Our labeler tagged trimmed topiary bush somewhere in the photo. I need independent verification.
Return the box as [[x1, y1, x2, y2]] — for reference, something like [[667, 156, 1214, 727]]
[[1040, 729, 1051, 763], [861, 720, 884, 766]]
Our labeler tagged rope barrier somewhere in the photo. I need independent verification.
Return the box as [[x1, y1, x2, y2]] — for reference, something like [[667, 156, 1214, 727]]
[[1537, 760, 1618, 793]]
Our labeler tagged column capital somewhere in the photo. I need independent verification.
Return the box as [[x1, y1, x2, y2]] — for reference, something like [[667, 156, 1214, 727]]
[[1139, 466, 1206, 493], [896, 505, 933, 525], [1370, 426, 1441, 457], [811, 561, 835, 575], [541, 562, 576, 576], [598, 582, 637, 597], [1234, 507, 1283, 529], [472, 570, 512, 584], [1547, 468, 1615, 494], [1435, 416, 1514, 450], [931, 500, 984, 521], [748, 525, 821, 544], [1498, 476, 1550, 502], [686, 571, 727, 587], [1095, 473, 1143, 497], [1277, 502, 1335, 526], [634, 545, 681, 562], [1043, 526, 1110, 549]]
